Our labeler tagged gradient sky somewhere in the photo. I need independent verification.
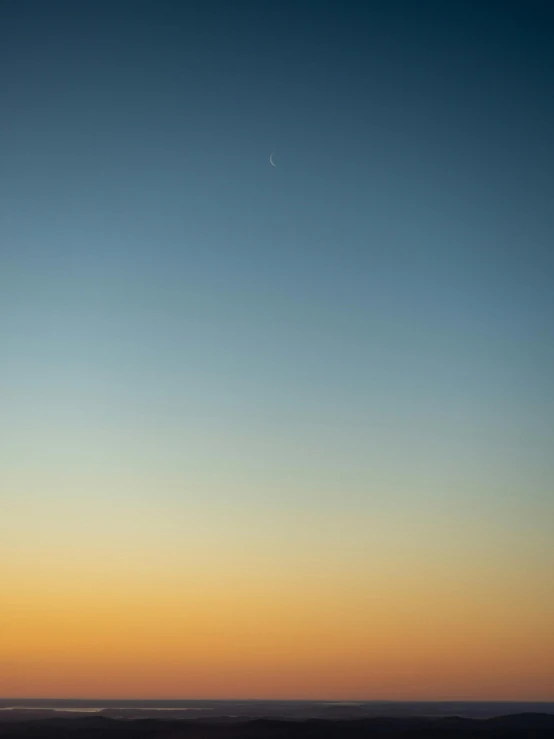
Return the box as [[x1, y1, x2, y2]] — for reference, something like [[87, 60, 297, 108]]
[[1, 0, 553, 700]]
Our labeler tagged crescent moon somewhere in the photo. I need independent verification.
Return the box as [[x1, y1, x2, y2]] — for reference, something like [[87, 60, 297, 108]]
[[269, 153, 276, 167]]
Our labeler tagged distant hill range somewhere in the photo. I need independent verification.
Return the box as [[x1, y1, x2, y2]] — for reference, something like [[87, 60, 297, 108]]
[[1, 713, 554, 739]]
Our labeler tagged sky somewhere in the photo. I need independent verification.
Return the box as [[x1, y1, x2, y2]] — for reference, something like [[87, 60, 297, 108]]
[[1, 0, 553, 700]]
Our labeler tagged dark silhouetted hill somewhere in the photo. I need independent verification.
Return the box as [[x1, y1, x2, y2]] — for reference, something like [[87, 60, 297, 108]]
[[1, 713, 554, 739]]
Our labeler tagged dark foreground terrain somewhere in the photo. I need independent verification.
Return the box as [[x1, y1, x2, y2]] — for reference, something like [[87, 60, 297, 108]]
[[1, 714, 554, 739]]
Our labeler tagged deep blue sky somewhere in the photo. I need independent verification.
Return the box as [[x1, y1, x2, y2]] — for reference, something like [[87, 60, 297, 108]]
[[1, 0, 553, 553]]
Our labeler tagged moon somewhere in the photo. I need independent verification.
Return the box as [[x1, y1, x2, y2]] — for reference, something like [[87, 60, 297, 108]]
[[269, 153, 276, 167]]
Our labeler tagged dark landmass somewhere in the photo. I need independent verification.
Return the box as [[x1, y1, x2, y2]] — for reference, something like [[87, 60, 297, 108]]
[[2, 701, 554, 720], [1, 713, 554, 739]]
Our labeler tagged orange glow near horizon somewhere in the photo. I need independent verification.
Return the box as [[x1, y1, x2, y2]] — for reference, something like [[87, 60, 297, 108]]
[[2, 556, 553, 700]]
